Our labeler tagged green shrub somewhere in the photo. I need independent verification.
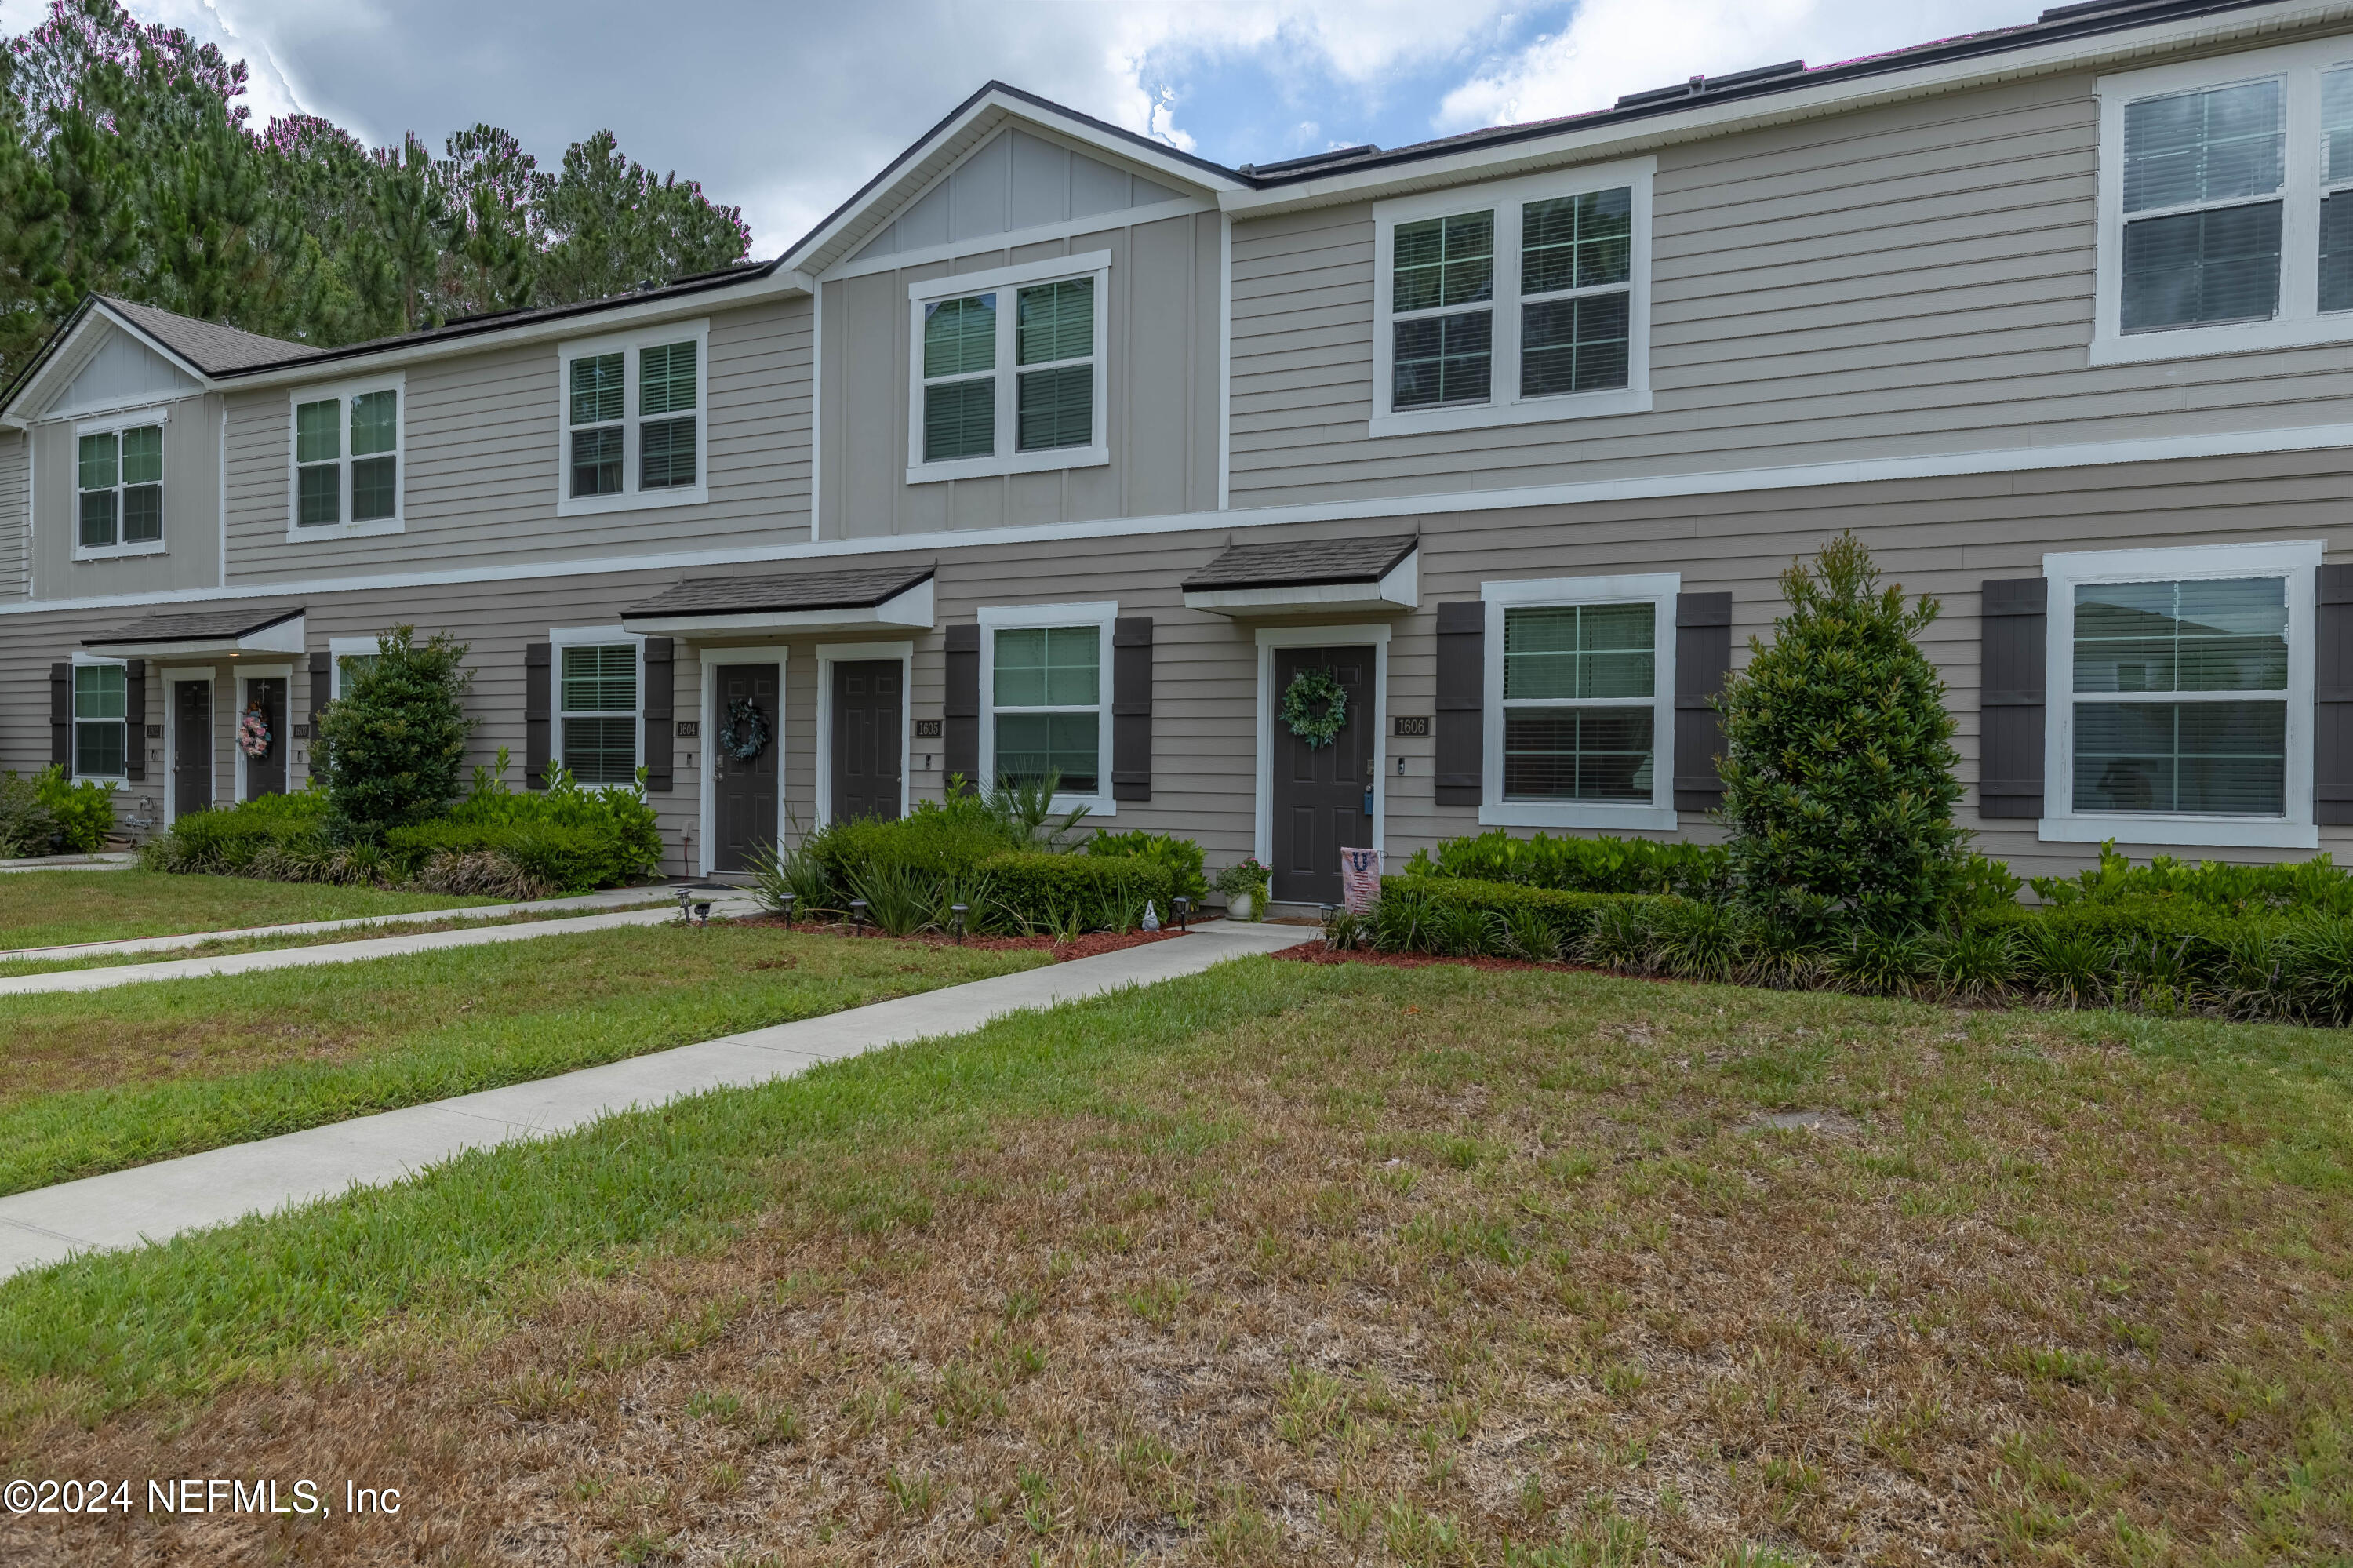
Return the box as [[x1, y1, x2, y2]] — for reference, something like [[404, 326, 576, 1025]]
[[1404, 828, 1731, 899], [2031, 842, 2353, 919], [977, 850, 1173, 930], [0, 770, 56, 857], [1717, 533, 1968, 937], [1369, 876, 1669, 960], [1083, 828, 1208, 903], [140, 791, 333, 875], [384, 819, 607, 895], [314, 626, 475, 834], [438, 755, 662, 889], [36, 765, 116, 853]]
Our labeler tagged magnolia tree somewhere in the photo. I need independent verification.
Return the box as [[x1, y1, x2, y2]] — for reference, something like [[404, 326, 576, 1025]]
[[1715, 533, 1967, 937], [313, 625, 475, 834]]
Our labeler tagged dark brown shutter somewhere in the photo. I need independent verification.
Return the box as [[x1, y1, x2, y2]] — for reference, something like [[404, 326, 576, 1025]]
[[1673, 592, 1733, 813], [1979, 577, 2048, 819], [123, 660, 146, 781], [2318, 563, 2353, 827], [1434, 602, 1483, 806], [1111, 617, 1152, 802], [944, 624, 980, 792], [525, 642, 553, 789], [641, 636, 674, 794], [49, 661, 71, 768]]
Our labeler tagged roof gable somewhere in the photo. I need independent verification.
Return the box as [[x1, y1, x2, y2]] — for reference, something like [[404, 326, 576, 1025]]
[[849, 126, 1194, 264], [40, 326, 200, 420]]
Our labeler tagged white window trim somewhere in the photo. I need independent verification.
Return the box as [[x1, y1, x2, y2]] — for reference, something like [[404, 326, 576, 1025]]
[[327, 635, 380, 700], [2091, 38, 2353, 366], [904, 251, 1113, 486], [2039, 540, 2322, 850], [548, 624, 646, 788], [1252, 623, 1388, 876], [698, 646, 790, 876], [1370, 158, 1655, 438], [814, 640, 913, 828], [71, 406, 169, 561], [555, 319, 712, 518], [69, 650, 132, 786], [285, 372, 406, 541], [1478, 573, 1679, 831], [231, 663, 293, 804], [976, 601, 1118, 817]]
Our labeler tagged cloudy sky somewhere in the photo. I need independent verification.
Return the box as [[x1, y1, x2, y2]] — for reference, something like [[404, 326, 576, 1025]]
[[5, 0, 2036, 254]]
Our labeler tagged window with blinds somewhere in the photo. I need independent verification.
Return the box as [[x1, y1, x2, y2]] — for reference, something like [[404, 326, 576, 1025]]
[[910, 262, 1106, 479], [76, 424, 162, 551], [922, 293, 997, 461], [991, 625, 1101, 794], [1500, 602, 1656, 802], [291, 386, 400, 530], [1016, 278, 1094, 453], [559, 644, 640, 786], [73, 664, 128, 780], [1518, 188, 1632, 397], [2324, 67, 2353, 314], [2071, 577, 2291, 816], [1392, 212, 1493, 408], [558, 327, 707, 509], [2122, 81, 2285, 330]]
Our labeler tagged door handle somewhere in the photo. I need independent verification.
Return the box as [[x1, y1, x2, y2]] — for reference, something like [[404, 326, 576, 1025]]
[[1362, 786, 1374, 817]]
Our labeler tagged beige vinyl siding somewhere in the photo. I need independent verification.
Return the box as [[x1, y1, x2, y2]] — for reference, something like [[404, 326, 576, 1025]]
[[26, 392, 222, 599], [0, 431, 27, 599], [221, 297, 813, 583], [1228, 68, 2353, 507], [817, 209, 1223, 539]]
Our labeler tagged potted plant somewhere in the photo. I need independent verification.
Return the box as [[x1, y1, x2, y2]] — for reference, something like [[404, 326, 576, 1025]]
[[1214, 857, 1271, 921]]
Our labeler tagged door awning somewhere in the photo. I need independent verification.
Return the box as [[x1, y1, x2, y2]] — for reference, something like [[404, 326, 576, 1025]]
[[620, 565, 935, 638], [1180, 535, 1418, 616], [84, 605, 305, 660]]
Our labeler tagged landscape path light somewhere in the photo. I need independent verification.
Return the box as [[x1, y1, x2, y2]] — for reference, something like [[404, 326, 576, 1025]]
[[1172, 897, 1190, 933], [778, 892, 795, 929], [848, 898, 868, 934], [950, 903, 969, 944]]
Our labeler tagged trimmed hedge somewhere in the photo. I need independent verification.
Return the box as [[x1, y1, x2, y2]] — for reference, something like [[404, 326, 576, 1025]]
[[1082, 828, 1208, 903], [1353, 876, 1672, 960], [977, 850, 1175, 927], [1405, 828, 1731, 899], [2031, 842, 2353, 919]]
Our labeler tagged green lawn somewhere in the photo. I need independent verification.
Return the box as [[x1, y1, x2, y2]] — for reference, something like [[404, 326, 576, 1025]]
[[2, 959, 2348, 1564], [0, 923, 1045, 1195], [0, 868, 506, 949]]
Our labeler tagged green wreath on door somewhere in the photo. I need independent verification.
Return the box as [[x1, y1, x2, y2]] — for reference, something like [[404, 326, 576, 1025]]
[[1280, 667, 1349, 749]]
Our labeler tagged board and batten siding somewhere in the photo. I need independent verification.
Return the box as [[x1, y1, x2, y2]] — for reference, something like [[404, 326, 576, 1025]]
[[218, 296, 813, 584], [817, 209, 1223, 540], [24, 391, 222, 600], [0, 431, 27, 599], [1227, 67, 2353, 508]]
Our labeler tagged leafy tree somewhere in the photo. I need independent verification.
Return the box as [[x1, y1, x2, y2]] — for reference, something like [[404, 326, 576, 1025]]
[[1715, 533, 1968, 937], [536, 129, 750, 303], [315, 626, 476, 835]]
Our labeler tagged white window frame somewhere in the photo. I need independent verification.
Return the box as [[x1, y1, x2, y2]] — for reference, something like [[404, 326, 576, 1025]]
[[549, 624, 646, 788], [976, 600, 1118, 817], [1370, 157, 1654, 438], [2093, 38, 2353, 365], [328, 635, 381, 700], [1478, 573, 1678, 831], [904, 252, 1112, 486], [71, 406, 169, 560], [69, 651, 131, 785], [814, 640, 913, 828], [555, 318, 711, 518], [2040, 540, 2322, 850], [284, 372, 405, 541]]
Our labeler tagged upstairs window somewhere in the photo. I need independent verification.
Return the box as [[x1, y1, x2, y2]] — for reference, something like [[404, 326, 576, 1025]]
[[289, 380, 401, 536], [558, 643, 639, 786], [76, 421, 163, 553], [2096, 41, 2353, 361], [558, 323, 708, 515], [906, 254, 1110, 484], [1372, 159, 1653, 436]]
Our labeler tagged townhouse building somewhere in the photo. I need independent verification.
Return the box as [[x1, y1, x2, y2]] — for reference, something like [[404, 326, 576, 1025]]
[[2, 0, 2348, 908]]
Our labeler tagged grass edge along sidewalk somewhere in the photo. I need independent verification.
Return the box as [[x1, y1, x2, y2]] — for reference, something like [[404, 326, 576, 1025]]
[[0, 921, 1314, 1281]]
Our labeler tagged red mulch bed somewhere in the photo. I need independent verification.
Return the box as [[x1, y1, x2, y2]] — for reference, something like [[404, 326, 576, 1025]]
[[1276, 944, 1564, 972], [729, 915, 1206, 962]]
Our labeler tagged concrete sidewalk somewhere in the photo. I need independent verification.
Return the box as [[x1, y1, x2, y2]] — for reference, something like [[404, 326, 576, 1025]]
[[0, 883, 686, 963], [0, 919, 1315, 1279], [0, 893, 759, 996], [0, 851, 136, 874]]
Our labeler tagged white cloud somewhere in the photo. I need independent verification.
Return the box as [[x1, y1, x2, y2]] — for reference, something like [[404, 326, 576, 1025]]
[[1438, 0, 2020, 133]]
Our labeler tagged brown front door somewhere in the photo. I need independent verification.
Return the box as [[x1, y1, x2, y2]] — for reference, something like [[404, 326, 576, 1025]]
[[1270, 646, 1374, 906], [173, 678, 213, 819], [242, 678, 287, 799], [830, 660, 901, 823], [712, 662, 780, 872]]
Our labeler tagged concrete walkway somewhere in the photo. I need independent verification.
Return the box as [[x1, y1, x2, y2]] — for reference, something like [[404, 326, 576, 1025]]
[[0, 919, 1316, 1279], [0, 851, 137, 874], [0, 893, 761, 996], [0, 883, 686, 963]]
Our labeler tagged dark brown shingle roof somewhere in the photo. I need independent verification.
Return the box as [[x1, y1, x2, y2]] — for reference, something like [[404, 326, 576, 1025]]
[[1181, 535, 1417, 591], [100, 298, 319, 373], [85, 605, 304, 647], [623, 566, 934, 618]]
